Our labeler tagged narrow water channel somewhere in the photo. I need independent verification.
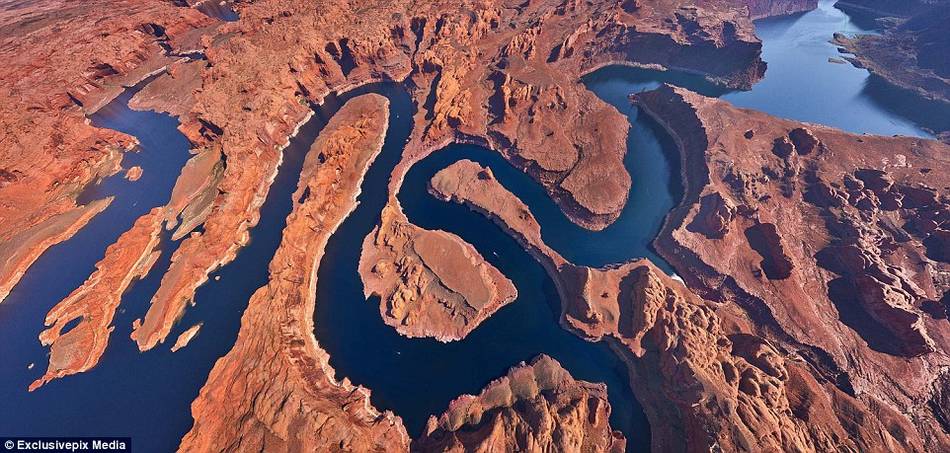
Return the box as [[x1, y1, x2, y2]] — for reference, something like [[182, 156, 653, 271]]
[[0, 2, 943, 452], [0, 79, 369, 451], [313, 83, 653, 448]]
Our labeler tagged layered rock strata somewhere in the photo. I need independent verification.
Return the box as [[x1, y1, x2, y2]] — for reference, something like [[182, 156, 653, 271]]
[[360, 209, 517, 342], [0, 0, 217, 305], [413, 355, 626, 452], [128, 59, 205, 117], [29, 208, 163, 391], [634, 84, 950, 449], [0, 198, 113, 304], [178, 94, 410, 451], [430, 158, 934, 451]]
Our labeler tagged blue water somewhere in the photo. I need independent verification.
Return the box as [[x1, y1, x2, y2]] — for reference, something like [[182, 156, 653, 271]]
[[0, 80, 347, 451], [0, 1, 943, 451], [313, 86, 651, 448], [584, 1, 939, 139]]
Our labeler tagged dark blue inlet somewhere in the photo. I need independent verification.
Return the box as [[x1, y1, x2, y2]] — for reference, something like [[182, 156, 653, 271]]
[[313, 83, 653, 449]]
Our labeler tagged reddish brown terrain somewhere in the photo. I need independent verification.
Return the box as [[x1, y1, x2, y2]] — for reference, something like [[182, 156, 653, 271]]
[[360, 209, 517, 342], [429, 152, 939, 451], [0, 0, 216, 306], [115, 0, 775, 361], [9, 0, 950, 451], [635, 84, 950, 450], [179, 94, 410, 451], [170, 323, 202, 353], [413, 355, 626, 452], [29, 208, 163, 391], [4, 0, 770, 349]]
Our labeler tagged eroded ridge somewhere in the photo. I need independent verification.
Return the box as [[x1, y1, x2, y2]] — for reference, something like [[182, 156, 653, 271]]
[[429, 158, 934, 451], [179, 94, 409, 451], [413, 354, 626, 452], [30, 208, 163, 391], [634, 84, 950, 449], [360, 208, 517, 342]]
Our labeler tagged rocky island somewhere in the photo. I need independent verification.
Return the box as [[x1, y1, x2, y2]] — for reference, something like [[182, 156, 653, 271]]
[[1, 0, 948, 452]]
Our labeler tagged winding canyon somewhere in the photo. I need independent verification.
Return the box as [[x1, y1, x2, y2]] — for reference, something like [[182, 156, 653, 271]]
[[1, 0, 949, 452]]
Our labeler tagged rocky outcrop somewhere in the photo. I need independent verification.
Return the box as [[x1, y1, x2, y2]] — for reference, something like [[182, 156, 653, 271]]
[[0, 197, 113, 305], [29, 208, 163, 391], [634, 84, 950, 450], [178, 94, 409, 452], [124, 166, 143, 182], [360, 208, 517, 342], [128, 59, 204, 117], [430, 158, 928, 451], [568, 261, 923, 452], [170, 323, 202, 353], [163, 147, 224, 241], [413, 355, 626, 452]]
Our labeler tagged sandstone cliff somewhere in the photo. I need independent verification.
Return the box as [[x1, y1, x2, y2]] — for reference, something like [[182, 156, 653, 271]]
[[635, 84, 950, 450], [413, 355, 626, 452], [178, 94, 409, 451], [429, 157, 935, 451]]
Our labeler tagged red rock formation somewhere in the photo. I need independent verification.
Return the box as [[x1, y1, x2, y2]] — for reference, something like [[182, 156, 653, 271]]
[[29, 208, 163, 391], [163, 147, 224, 241], [179, 94, 409, 451], [128, 59, 204, 117], [0, 0, 217, 304], [124, 166, 144, 182], [1, 0, 823, 448], [170, 323, 202, 352], [634, 84, 950, 449], [0, 198, 113, 305], [430, 158, 932, 451], [414, 355, 626, 452], [360, 208, 517, 342]]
